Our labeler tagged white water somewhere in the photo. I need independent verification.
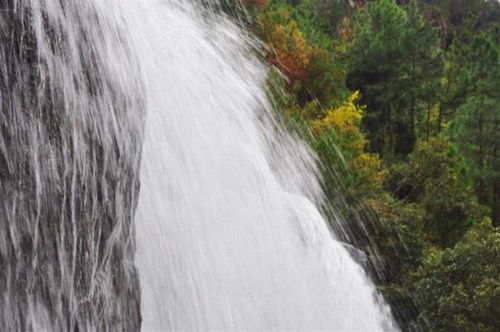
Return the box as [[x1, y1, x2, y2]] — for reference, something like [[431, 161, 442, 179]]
[[1, 0, 395, 329], [123, 1, 398, 331]]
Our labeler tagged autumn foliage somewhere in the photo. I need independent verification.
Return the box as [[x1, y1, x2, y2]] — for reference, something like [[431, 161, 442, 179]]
[[259, 9, 313, 89], [312, 91, 387, 190]]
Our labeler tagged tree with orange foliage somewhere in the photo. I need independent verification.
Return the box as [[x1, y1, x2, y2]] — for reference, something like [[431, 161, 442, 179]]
[[259, 8, 313, 91]]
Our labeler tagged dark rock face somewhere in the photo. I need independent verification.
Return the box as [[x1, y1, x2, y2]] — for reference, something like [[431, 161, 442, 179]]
[[0, 1, 144, 330]]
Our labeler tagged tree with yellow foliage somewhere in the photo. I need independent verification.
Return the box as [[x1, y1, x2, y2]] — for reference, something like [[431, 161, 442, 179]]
[[311, 91, 387, 195]]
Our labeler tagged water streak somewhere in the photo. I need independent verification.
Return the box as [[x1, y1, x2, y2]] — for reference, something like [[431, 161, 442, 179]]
[[0, 1, 143, 329]]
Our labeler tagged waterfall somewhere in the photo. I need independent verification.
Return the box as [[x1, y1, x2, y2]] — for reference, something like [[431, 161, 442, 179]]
[[0, 0, 397, 330], [130, 1, 397, 331], [0, 1, 143, 330]]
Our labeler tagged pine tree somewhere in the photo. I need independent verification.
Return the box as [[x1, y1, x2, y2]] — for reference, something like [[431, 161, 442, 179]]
[[449, 29, 500, 226], [347, 0, 443, 157]]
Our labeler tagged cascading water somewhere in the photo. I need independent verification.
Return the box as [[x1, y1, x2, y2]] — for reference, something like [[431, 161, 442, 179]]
[[0, 1, 143, 330], [130, 1, 397, 331], [0, 0, 397, 330]]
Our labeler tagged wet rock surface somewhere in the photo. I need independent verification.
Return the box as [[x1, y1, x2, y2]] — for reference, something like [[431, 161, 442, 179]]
[[0, 1, 144, 330]]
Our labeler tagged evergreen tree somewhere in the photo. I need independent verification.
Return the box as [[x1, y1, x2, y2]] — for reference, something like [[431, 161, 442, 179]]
[[449, 29, 500, 226], [347, 0, 443, 157]]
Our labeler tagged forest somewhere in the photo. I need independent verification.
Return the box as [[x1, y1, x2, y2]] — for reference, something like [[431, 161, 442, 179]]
[[0, 0, 498, 330], [240, 0, 500, 330]]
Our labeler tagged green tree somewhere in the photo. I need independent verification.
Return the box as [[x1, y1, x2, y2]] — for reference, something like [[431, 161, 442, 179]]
[[347, 0, 443, 157], [422, 0, 500, 45], [449, 30, 500, 226], [413, 222, 500, 331], [387, 138, 482, 247], [433, 18, 473, 133]]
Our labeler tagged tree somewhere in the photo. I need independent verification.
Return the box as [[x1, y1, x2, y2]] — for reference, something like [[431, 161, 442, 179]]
[[259, 5, 313, 90], [421, 0, 500, 46], [414, 221, 500, 331], [449, 30, 500, 226], [347, 0, 443, 157], [259, 0, 349, 106], [311, 91, 387, 198], [386, 138, 482, 247]]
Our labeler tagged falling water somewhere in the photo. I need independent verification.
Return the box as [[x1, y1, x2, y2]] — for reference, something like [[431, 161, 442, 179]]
[[1, 1, 143, 330], [0, 0, 397, 330], [130, 1, 397, 331]]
